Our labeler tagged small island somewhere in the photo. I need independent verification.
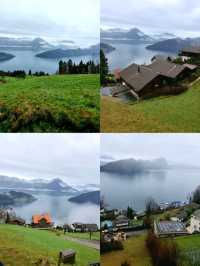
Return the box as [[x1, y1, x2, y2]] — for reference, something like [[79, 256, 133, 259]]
[[0, 52, 15, 62]]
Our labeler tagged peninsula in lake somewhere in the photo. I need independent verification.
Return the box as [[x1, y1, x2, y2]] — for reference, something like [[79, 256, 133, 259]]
[[100, 158, 169, 175], [68, 190, 100, 205], [0, 191, 36, 207], [0, 52, 15, 62]]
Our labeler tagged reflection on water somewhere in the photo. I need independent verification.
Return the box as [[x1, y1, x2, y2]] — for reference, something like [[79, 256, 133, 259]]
[[0, 50, 98, 74], [1, 190, 99, 226], [106, 43, 176, 71], [101, 169, 200, 211]]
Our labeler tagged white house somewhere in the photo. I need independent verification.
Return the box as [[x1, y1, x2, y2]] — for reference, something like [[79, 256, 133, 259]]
[[187, 210, 200, 234]]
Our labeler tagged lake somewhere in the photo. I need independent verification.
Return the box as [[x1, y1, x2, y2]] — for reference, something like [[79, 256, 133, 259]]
[[0, 189, 99, 226], [106, 43, 177, 72], [101, 169, 200, 211], [0, 50, 98, 74]]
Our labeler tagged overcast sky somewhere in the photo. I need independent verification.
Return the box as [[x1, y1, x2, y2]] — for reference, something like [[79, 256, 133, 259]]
[[101, 0, 200, 37], [0, 0, 99, 47], [0, 134, 99, 186], [101, 134, 200, 167]]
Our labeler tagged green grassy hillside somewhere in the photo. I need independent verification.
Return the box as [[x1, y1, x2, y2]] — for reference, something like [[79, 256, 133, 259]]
[[0, 224, 99, 266], [101, 81, 200, 132], [0, 74, 99, 132]]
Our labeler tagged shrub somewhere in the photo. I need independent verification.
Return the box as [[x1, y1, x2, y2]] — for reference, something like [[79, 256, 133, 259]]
[[146, 231, 180, 266]]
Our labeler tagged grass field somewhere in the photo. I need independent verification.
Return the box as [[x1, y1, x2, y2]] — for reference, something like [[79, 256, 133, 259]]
[[101, 233, 152, 266], [175, 234, 200, 250], [0, 74, 99, 132], [101, 80, 200, 132], [101, 233, 200, 266], [0, 224, 99, 266]]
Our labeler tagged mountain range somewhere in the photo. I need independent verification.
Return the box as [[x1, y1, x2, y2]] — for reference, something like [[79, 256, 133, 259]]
[[36, 44, 100, 59], [0, 175, 76, 193], [101, 28, 177, 44], [68, 190, 100, 205], [100, 158, 169, 175], [0, 37, 55, 51], [101, 28, 154, 44], [146, 37, 200, 53]]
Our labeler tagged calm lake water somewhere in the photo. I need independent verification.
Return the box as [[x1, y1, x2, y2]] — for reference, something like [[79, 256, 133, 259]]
[[0, 50, 98, 74], [106, 43, 176, 72], [1, 190, 99, 226], [101, 169, 200, 211]]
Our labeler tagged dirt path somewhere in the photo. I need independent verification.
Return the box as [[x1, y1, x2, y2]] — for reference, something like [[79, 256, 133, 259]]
[[63, 236, 100, 250]]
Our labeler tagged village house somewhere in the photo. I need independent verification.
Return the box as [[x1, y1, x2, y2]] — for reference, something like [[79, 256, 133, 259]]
[[72, 223, 98, 232], [84, 224, 98, 232], [113, 215, 130, 230], [0, 209, 7, 224], [154, 220, 188, 238], [179, 47, 200, 61], [31, 213, 53, 228], [115, 58, 197, 99], [187, 210, 200, 234], [0, 208, 25, 225]]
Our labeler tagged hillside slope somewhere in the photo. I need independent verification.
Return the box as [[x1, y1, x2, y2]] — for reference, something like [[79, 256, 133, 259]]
[[101, 81, 200, 132], [0, 74, 99, 132], [0, 224, 99, 266]]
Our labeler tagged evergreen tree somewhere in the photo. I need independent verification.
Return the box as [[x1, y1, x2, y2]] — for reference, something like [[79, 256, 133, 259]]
[[100, 49, 109, 85], [28, 69, 32, 76]]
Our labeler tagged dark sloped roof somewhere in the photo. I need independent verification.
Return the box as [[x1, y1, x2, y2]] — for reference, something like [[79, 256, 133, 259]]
[[183, 63, 198, 70], [181, 47, 200, 54], [120, 63, 159, 92], [148, 59, 187, 78]]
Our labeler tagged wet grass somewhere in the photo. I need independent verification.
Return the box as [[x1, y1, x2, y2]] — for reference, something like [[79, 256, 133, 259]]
[[0, 74, 100, 132], [0, 224, 99, 266], [101, 81, 200, 132]]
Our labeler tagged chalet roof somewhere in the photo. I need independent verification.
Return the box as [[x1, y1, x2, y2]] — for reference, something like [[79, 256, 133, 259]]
[[32, 213, 52, 224], [148, 59, 187, 78], [181, 47, 200, 54], [183, 63, 198, 70], [120, 63, 159, 92], [156, 221, 187, 234]]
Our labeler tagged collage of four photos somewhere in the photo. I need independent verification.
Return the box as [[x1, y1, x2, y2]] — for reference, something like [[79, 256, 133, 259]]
[[0, 0, 200, 265]]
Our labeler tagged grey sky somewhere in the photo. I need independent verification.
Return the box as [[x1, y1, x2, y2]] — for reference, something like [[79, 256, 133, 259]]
[[101, 134, 200, 167], [101, 0, 200, 37], [0, 134, 99, 186], [0, 0, 99, 47]]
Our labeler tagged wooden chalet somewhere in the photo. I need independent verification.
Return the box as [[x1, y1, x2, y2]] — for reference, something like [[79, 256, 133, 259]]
[[117, 59, 197, 99], [32, 213, 53, 228]]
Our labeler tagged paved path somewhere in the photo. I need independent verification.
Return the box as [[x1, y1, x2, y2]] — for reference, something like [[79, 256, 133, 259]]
[[63, 236, 100, 250]]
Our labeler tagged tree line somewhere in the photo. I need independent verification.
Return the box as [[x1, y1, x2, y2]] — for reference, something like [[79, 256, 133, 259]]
[[0, 70, 49, 79], [58, 59, 99, 75]]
